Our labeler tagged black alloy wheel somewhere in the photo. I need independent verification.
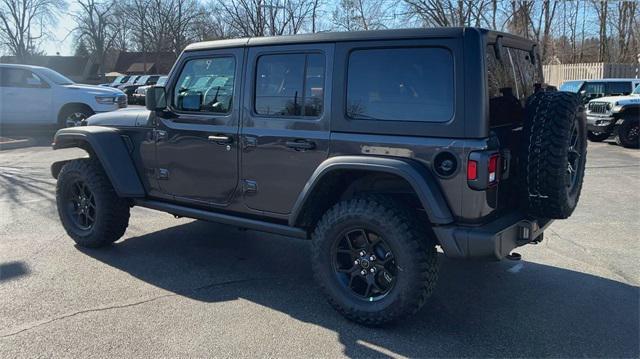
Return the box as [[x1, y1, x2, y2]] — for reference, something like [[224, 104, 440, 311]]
[[65, 179, 97, 231], [332, 228, 397, 301]]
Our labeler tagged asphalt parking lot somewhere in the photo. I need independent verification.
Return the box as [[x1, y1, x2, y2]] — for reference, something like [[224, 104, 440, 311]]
[[0, 137, 638, 358]]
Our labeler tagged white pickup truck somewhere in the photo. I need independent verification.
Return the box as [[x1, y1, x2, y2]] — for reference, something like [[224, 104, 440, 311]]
[[0, 64, 127, 128]]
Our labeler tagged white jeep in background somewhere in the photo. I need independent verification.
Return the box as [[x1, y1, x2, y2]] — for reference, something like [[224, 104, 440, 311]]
[[586, 84, 640, 148], [0, 64, 127, 128]]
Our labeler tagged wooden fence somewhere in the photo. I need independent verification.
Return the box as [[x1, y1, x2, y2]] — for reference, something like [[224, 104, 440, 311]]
[[543, 63, 639, 86]]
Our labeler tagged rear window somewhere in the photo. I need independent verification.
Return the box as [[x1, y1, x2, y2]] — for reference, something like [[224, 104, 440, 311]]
[[346, 47, 454, 123], [255, 53, 325, 117]]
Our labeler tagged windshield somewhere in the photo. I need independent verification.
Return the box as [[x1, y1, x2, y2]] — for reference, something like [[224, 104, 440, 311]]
[[112, 76, 124, 84], [157, 76, 168, 86], [136, 75, 149, 84], [559, 81, 584, 93], [38, 68, 74, 85], [633, 84, 640, 95]]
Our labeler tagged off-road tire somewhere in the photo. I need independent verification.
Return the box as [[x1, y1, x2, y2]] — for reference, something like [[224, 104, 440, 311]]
[[522, 91, 587, 219], [311, 196, 438, 326], [615, 118, 639, 148], [587, 130, 611, 142], [56, 159, 130, 248]]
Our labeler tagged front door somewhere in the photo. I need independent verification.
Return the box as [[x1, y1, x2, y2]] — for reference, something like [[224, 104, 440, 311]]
[[154, 49, 243, 206], [241, 44, 333, 214], [0, 67, 52, 124]]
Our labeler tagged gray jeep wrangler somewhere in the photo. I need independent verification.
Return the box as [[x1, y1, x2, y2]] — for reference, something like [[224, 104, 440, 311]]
[[51, 28, 587, 325], [586, 84, 640, 148]]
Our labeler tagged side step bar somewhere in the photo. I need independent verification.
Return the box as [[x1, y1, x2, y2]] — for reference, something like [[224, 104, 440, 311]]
[[134, 199, 308, 239]]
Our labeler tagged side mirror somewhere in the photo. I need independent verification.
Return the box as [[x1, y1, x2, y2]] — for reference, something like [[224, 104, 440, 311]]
[[180, 93, 202, 111], [146, 86, 167, 111]]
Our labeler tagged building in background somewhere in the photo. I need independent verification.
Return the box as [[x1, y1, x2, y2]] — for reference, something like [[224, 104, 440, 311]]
[[0, 55, 99, 83], [1, 51, 176, 84], [110, 51, 176, 76]]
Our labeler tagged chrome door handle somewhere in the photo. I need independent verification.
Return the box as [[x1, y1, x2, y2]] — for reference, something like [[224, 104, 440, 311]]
[[208, 135, 233, 144]]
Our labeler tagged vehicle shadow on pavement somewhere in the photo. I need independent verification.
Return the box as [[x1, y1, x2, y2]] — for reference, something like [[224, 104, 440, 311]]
[[0, 261, 30, 283], [81, 220, 639, 358]]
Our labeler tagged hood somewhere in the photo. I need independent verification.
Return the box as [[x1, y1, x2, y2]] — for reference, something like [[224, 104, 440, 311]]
[[87, 108, 151, 127], [590, 94, 640, 106], [63, 84, 125, 96]]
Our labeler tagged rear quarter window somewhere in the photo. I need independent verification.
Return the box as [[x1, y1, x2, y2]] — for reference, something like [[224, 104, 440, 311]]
[[346, 47, 454, 123], [607, 82, 632, 95]]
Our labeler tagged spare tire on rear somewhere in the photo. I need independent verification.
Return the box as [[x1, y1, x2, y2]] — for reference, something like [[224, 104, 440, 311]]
[[521, 91, 587, 219]]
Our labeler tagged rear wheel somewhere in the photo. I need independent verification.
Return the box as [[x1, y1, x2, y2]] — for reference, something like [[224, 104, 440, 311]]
[[56, 159, 130, 248], [615, 118, 639, 148], [311, 196, 438, 326], [587, 130, 611, 142]]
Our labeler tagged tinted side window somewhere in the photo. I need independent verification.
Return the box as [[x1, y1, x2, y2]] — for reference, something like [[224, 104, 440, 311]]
[[0, 68, 46, 88], [607, 82, 632, 95], [509, 48, 543, 101], [255, 53, 325, 117], [584, 82, 605, 95], [486, 45, 524, 127], [174, 57, 235, 114], [346, 48, 454, 122]]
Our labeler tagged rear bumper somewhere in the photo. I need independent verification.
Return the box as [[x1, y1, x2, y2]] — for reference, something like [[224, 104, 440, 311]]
[[433, 213, 552, 260]]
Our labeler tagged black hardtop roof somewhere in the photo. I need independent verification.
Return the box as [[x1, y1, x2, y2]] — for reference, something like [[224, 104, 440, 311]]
[[184, 27, 534, 52]]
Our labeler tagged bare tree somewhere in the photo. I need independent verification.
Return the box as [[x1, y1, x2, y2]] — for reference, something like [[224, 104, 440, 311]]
[[592, 0, 609, 62], [402, 0, 492, 28], [192, 2, 236, 41], [73, 0, 119, 73], [163, 0, 205, 54], [217, 0, 316, 37], [0, 0, 66, 60], [332, 0, 392, 31], [609, 0, 637, 63], [309, 0, 322, 32]]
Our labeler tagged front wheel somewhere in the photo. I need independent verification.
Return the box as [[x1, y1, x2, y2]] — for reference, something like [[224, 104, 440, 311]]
[[615, 119, 639, 148], [56, 159, 130, 248], [59, 106, 94, 128], [311, 196, 438, 326]]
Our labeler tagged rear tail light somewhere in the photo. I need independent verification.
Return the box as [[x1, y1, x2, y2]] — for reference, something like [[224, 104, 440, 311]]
[[467, 151, 501, 190], [467, 160, 478, 180], [488, 154, 499, 185]]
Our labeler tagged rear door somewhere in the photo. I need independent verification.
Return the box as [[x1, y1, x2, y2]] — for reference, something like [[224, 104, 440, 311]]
[[154, 49, 243, 206], [241, 44, 332, 214]]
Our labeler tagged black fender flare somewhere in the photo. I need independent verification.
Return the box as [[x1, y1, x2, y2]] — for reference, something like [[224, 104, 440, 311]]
[[52, 126, 145, 198], [289, 156, 454, 226]]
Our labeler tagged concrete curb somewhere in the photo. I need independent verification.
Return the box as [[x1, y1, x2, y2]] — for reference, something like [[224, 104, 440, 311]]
[[0, 138, 36, 151]]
